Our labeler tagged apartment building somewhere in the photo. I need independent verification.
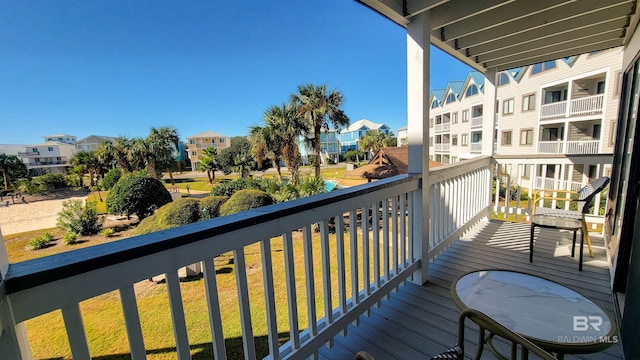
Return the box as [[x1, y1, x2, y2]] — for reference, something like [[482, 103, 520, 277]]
[[19, 141, 76, 175], [298, 128, 341, 165], [75, 135, 115, 151], [43, 134, 77, 144], [339, 119, 392, 152], [427, 48, 623, 192], [186, 130, 231, 170]]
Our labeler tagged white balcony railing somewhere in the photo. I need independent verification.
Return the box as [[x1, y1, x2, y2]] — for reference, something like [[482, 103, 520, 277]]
[[540, 101, 567, 119], [434, 143, 450, 152], [0, 157, 493, 360], [537, 141, 564, 154], [470, 142, 482, 153], [570, 94, 604, 116], [566, 140, 600, 154], [534, 177, 582, 192], [470, 116, 483, 128], [434, 122, 451, 133]]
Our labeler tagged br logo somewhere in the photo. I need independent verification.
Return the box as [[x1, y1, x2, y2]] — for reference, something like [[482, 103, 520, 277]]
[[573, 316, 603, 331]]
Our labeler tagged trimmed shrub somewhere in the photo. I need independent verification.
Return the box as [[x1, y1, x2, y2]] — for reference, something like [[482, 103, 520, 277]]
[[132, 214, 164, 236], [163, 198, 201, 227], [34, 173, 67, 191], [344, 149, 366, 162], [102, 168, 122, 190], [211, 177, 263, 197], [99, 228, 115, 237], [63, 232, 79, 245], [199, 196, 228, 220], [57, 200, 102, 235], [27, 235, 51, 250], [220, 189, 274, 216], [106, 173, 172, 220]]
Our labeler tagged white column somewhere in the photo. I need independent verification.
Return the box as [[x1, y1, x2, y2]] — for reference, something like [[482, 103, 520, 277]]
[[482, 68, 497, 155], [407, 11, 430, 285], [0, 228, 32, 359]]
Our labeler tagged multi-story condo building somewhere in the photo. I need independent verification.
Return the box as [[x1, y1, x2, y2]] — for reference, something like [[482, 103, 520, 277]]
[[428, 48, 623, 192], [75, 135, 115, 152], [19, 140, 77, 175], [339, 119, 392, 153], [43, 134, 77, 144], [396, 126, 408, 147], [186, 130, 231, 170]]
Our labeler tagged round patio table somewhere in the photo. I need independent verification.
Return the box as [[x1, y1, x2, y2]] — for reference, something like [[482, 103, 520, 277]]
[[452, 270, 616, 359]]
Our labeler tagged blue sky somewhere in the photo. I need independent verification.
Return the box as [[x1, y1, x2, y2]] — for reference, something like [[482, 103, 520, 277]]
[[0, 0, 473, 145]]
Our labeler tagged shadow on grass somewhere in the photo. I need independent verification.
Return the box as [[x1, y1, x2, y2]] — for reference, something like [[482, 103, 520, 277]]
[[46, 332, 292, 360]]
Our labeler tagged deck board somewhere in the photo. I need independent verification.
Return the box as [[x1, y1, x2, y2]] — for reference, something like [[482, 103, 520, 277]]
[[320, 220, 623, 360]]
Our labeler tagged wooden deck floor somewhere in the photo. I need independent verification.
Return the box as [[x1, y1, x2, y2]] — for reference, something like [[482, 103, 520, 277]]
[[318, 220, 623, 360]]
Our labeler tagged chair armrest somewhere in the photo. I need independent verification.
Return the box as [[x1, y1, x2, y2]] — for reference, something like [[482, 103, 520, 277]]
[[532, 189, 578, 211]]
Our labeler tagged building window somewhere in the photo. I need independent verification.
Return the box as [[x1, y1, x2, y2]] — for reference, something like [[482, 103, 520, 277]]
[[472, 106, 483, 118], [531, 60, 556, 75], [503, 98, 514, 114], [522, 164, 531, 178], [522, 93, 535, 111], [32, 148, 38, 153], [462, 110, 469, 122], [597, 81, 606, 94], [431, 100, 439, 108], [445, 93, 456, 104], [219, 138, 225, 143], [461, 134, 469, 146], [47, 147, 54, 151], [189, 139, 195, 144], [497, 73, 510, 86], [520, 129, 534, 145], [211, 138, 216, 143], [466, 85, 478, 97], [501, 131, 512, 145], [452, 112, 458, 124], [452, 135, 458, 146], [191, 151, 197, 156]]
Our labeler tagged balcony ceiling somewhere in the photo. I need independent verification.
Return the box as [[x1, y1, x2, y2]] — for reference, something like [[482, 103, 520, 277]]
[[356, 0, 638, 71]]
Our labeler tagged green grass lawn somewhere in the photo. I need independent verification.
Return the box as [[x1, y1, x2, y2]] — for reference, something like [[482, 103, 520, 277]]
[[9, 217, 384, 359]]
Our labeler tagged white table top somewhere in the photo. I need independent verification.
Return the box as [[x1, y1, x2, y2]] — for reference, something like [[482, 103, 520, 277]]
[[453, 270, 613, 345]]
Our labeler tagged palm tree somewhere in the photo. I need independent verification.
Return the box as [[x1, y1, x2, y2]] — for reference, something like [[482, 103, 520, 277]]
[[198, 147, 219, 184], [71, 151, 100, 187], [128, 137, 153, 174], [232, 149, 255, 178], [291, 84, 350, 178], [149, 127, 180, 184], [0, 154, 28, 190], [265, 102, 307, 184], [359, 130, 396, 157]]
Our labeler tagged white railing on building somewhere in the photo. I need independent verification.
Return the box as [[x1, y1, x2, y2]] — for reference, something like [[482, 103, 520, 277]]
[[533, 177, 582, 192], [570, 94, 604, 116], [470, 143, 482, 153], [537, 141, 564, 154], [434, 122, 451, 133], [470, 116, 483, 128], [540, 101, 567, 119], [566, 140, 600, 154], [434, 143, 451, 152], [0, 158, 496, 360]]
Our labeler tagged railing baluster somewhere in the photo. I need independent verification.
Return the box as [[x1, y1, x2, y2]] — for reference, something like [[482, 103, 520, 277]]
[[260, 240, 280, 360], [382, 198, 390, 300], [399, 194, 406, 270], [203, 259, 227, 360], [334, 215, 347, 336], [391, 197, 398, 274], [234, 249, 256, 360], [349, 210, 360, 305], [283, 232, 300, 349], [302, 225, 318, 339], [373, 201, 381, 291], [61, 304, 91, 359], [320, 218, 333, 327], [362, 206, 370, 298], [165, 271, 191, 360], [119, 286, 146, 360], [407, 194, 414, 263]]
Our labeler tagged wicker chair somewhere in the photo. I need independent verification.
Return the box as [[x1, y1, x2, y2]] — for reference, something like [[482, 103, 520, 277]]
[[530, 177, 610, 270], [356, 308, 557, 360]]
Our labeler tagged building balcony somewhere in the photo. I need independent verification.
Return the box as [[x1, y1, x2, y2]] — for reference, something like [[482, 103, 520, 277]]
[[470, 115, 483, 128], [434, 122, 451, 133], [538, 140, 600, 155], [534, 176, 583, 192], [541, 94, 605, 120], [27, 161, 69, 167], [538, 141, 564, 154], [434, 143, 450, 152], [470, 142, 482, 153], [0, 157, 620, 359], [17, 151, 40, 157]]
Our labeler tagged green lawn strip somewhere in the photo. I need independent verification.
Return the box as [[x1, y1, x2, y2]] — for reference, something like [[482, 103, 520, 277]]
[[19, 222, 387, 359]]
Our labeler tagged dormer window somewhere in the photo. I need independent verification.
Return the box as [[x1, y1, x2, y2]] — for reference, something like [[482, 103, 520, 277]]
[[531, 60, 556, 75], [497, 73, 510, 86], [466, 85, 478, 97], [445, 93, 456, 104]]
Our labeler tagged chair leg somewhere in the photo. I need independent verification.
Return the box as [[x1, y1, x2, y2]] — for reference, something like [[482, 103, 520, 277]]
[[579, 230, 584, 271], [582, 218, 594, 257], [530, 224, 535, 263], [571, 230, 576, 257]]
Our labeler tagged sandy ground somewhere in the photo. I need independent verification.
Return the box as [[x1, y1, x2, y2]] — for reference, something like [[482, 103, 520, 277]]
[[0, 196, 87, 235]]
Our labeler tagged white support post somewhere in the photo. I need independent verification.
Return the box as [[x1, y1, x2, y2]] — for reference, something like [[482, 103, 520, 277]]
[[0, 228, 31, 360], [407, 10, 430, 285], [483, 68, 497, 155]]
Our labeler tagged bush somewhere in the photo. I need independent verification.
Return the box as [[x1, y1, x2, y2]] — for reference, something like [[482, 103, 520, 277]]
[[344, 149, 366, 162], [163, 198, 201, 227], [27, 235, 51, 250], [63, 232, 79, 245], [34, 173, 67, 191], [57, 200, 102, 235], [102, 168, 122, 190], [106, 173, 172, 220], [64, 174, 81, 187], [211, 177, 263, 197], [132, 214, 164, 236], [199, 196, 229, 220], [297, 176, 327, 197], [99, 228, 115, 237], [41, 232, 54, 242], [220, 189, 274, 216]]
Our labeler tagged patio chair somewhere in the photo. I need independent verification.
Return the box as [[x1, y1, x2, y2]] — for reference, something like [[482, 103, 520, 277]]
[[355, 308, 557, 360], [530, 177, 610, 270]]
